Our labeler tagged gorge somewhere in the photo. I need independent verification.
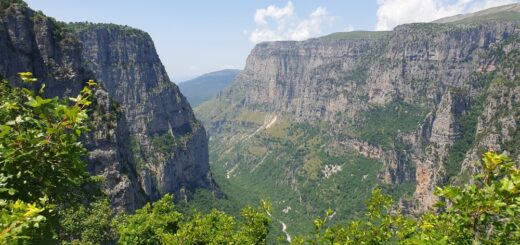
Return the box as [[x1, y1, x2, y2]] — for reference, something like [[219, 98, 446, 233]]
[[1, 0, 519, 243], [196, 3, 520, 235]]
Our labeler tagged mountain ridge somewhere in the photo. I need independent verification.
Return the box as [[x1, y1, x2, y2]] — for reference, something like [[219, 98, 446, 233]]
[[179, 69, 240, 107], [433, 3, 520, 24], [179, 69, 241, 83], [310, 3, 520, 43]]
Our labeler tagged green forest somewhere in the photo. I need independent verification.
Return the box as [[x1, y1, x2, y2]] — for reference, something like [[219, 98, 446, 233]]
[[1, 73, 518, 244]]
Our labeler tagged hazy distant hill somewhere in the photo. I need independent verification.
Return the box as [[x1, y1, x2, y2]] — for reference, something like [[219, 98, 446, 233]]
[[179, 69, 240, 107]]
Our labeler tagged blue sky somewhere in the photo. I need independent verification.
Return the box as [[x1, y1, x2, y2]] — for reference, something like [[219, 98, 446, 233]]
[[25, 0, 519, 82]]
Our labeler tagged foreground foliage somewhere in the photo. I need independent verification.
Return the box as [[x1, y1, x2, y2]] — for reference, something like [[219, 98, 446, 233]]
[[0, 174, 45, 242], [114, 195, 271, 245], [0, 73, 97, 243]]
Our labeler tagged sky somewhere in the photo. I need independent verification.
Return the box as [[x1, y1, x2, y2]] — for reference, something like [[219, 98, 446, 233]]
[[25, 0, 519, 82]]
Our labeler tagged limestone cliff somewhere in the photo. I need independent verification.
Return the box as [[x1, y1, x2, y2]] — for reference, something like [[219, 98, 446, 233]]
[[73, 23, 214, 201], [199, 3, 520, 224], [0, 2, 213, 210]]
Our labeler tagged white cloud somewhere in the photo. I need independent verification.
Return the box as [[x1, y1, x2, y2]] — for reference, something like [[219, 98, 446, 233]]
[[344, 24, 354, 32], [376, 0, 519, 31], [254, 1, 294, 25], [248, 1, 335, 43]]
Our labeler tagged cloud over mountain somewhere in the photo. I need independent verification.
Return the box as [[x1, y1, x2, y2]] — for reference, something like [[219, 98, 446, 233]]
[[376, 0, 518, 30], [247, 1, 335, 43]]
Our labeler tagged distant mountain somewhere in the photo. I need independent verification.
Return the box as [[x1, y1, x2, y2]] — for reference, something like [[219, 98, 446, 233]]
[[179, 69, 240, 107]]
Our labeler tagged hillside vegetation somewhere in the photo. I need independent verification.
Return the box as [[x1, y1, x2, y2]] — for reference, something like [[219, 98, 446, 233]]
[[1, 74, 518, 244]]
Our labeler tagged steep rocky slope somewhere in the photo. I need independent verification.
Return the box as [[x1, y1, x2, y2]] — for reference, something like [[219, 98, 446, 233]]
[[0, 2, 213, 211], [73, 23, 214, 202], [197, 4, 520, 235]]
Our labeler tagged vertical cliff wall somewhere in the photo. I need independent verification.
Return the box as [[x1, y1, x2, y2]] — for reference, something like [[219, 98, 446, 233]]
[[0, 2, 213, 210], [73, 23, 214, 201]]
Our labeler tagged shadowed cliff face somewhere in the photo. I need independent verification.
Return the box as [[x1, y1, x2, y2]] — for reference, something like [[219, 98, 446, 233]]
[[198, 15, 520, 231], [0, 4, 214, 210], [74, 24, 214, 201]]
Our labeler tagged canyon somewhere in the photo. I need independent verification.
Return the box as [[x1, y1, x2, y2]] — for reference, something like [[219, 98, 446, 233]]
[[1, 0, 519, 239], [196, 3, 520, 235]]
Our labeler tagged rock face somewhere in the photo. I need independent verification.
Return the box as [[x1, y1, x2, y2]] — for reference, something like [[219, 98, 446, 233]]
[[200, 3, 520, 220], [84, 89, 148, 211], [223, 22, 517, 120], [0, 3, 213, 211], [460, 77, 520, 178], [74, 23, 214, 201], [408, 90, 470, 209]]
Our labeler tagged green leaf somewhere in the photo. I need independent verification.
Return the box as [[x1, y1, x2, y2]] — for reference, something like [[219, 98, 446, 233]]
[[39, 83, 46, 94], [0, 125, 11, 137]]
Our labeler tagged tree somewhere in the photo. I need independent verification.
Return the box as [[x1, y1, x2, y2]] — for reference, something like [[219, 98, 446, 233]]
[[114, 194, 182, 245], [434, 152, 520, 243], [59, 198, 115, 244], [0, 73, 96, 242], [115, 195, 272, 245], [0, 173, 46, 243]]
